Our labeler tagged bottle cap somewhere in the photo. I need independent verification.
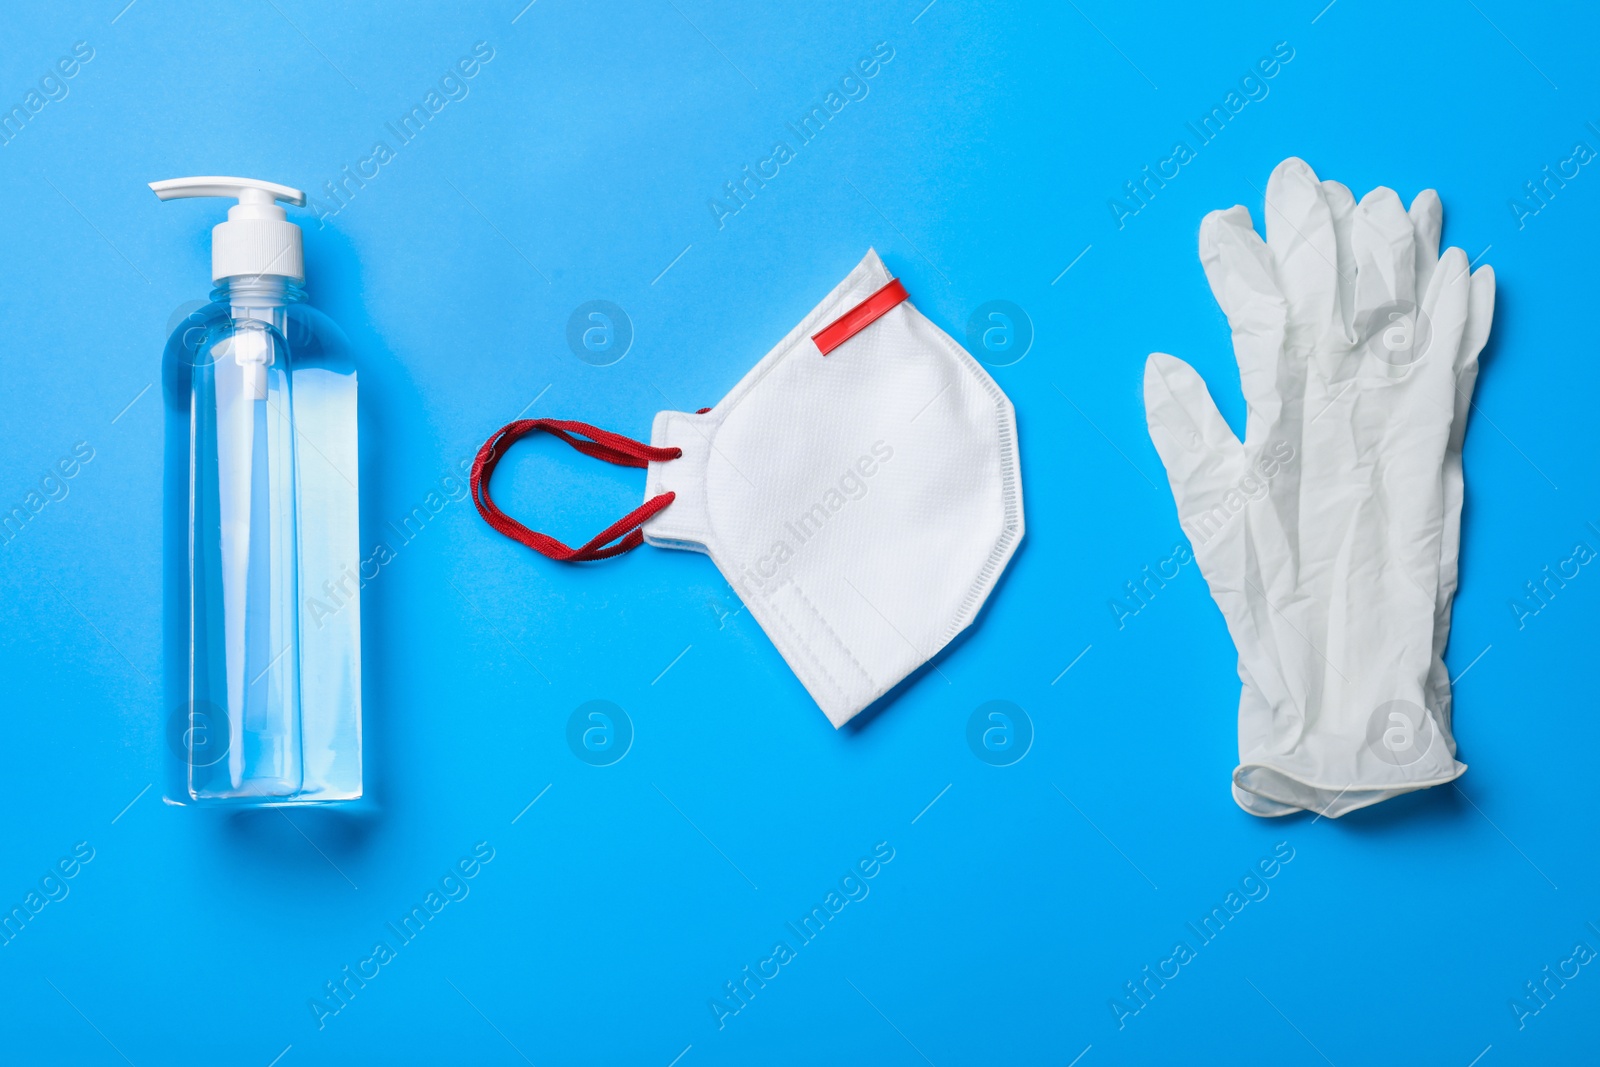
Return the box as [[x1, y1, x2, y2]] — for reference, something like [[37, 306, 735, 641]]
[[149, 176, 307, 283]]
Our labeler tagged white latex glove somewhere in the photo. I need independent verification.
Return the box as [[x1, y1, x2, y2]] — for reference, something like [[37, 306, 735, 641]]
[[1144, 157, 1495, 818], [1230, 173, 1495, 818]]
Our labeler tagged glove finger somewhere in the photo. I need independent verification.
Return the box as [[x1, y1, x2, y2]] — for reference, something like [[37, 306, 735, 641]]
[[1144, 353, 1245, 525], [1435, 266, 1494, 639], [1200, 206, 1288, 432], [1416, 247, 1471, 388], [1458, 264, 1495, 382], [1323, 180, 1358, 338], [1352, 186, 1417, 319], [1442, 265, 1494, 473], [1409, 189, 1443, 298], [1263, 157, 1339, 339]]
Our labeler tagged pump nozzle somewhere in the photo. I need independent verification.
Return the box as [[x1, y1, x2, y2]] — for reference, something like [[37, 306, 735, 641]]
[[150, 176, 308, 283]]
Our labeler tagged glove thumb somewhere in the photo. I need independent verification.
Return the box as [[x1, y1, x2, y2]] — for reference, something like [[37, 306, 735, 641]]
[[1143, 353, 1246, 516]]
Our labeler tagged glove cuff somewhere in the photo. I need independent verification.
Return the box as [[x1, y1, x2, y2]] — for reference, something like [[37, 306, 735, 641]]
[[1233, 758, 1466, 819]]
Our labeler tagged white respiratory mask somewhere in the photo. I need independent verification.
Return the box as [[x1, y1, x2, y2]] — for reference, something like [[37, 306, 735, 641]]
[[472, 250, 1023, 726]]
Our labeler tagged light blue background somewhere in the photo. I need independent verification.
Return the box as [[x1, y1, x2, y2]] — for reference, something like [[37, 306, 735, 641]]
[[1, 0, 1595, 1063]]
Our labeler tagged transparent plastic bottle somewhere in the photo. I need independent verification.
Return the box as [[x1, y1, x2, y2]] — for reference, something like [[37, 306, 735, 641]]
[[155, 178, 362, 805]]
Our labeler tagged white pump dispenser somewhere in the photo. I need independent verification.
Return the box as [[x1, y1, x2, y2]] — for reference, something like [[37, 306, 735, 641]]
[[149, 176, 307, 283], [154, 172, 363, 806]]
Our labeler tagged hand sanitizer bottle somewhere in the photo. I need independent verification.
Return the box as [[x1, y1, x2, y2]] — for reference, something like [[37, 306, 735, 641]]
[[152, 177, 362, 804]]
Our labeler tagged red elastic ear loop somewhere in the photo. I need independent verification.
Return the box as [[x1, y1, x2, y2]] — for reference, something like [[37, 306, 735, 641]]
[[470, 418, 681, 562]]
